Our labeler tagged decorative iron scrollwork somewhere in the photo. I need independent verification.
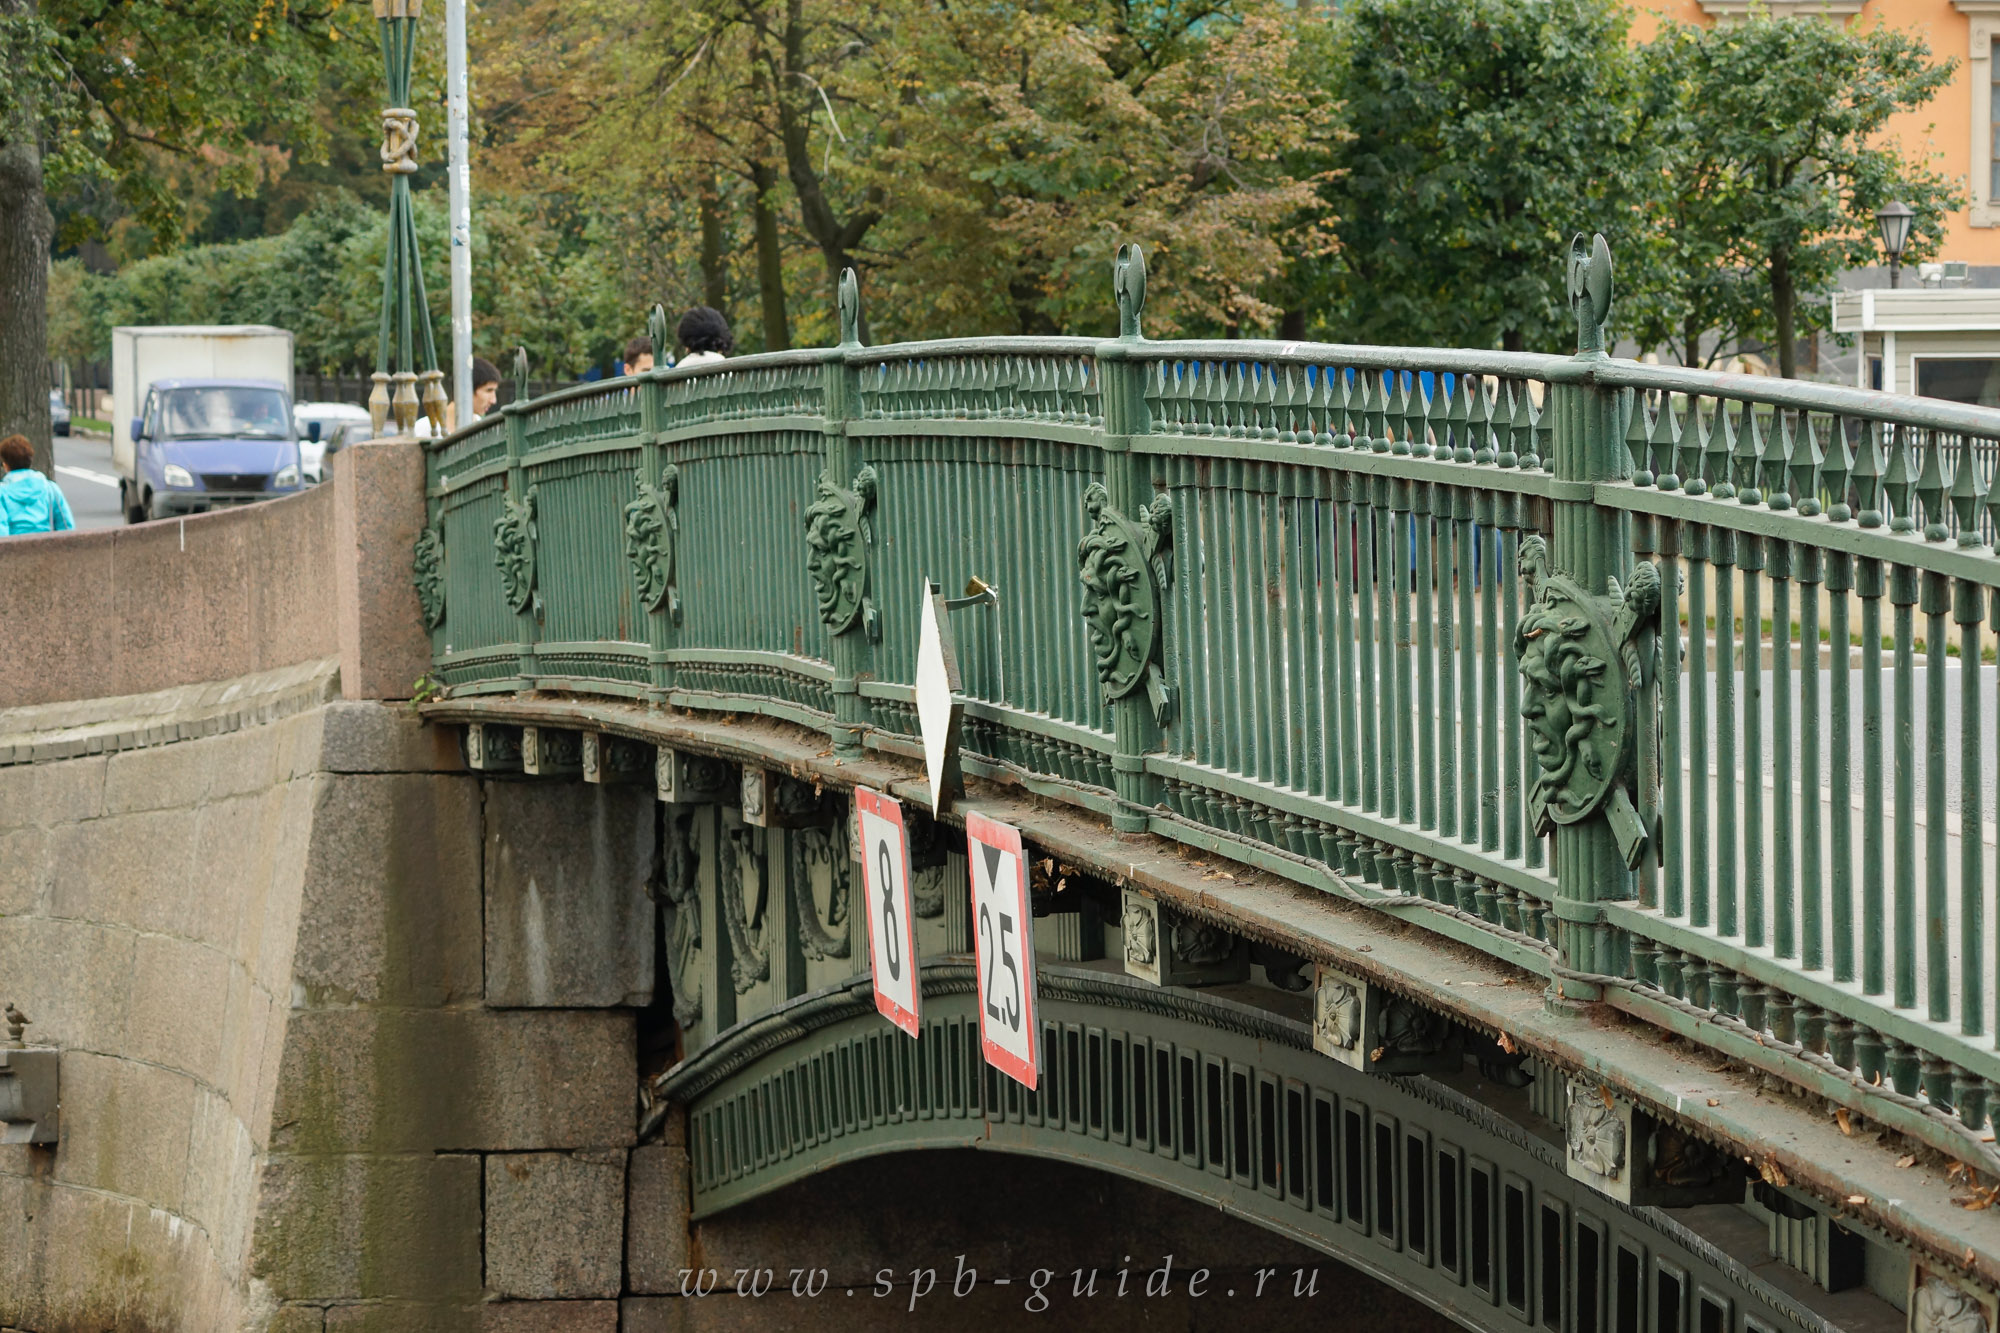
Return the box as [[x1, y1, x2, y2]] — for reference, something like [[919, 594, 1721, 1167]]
[[1515, 534, 1659, 868], [1376, 996, 1453, 1060], [1251, 942, 1311, 993], [624, 463, 681, 621], [908, 812, 950, 917], [493, 485, 540, 617], [1649, 1125, 1728, 1190], [1078, 482, 1174, 725], [910, 863, 948, 919], [805, 465, 879, 638], [1171, 918, 1231, 967], [656, 810, 703, 1028], [790, 823, 852, 961], [719, 824, 770, 994], [412, 519, 445, 629]]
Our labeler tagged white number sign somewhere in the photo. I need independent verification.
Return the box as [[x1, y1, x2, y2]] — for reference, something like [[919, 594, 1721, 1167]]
[[966, 811, 1037, 1089], [855, 787, 921, 1038]]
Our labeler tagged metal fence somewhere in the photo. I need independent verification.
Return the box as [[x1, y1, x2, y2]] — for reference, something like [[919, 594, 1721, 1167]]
[[420, 239, 2000, 1170]]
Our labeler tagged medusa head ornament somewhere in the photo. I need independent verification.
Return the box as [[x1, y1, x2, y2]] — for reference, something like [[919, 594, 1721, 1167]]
[[1515, 536, 1659, 860], [1077, 482, 1174, 725]]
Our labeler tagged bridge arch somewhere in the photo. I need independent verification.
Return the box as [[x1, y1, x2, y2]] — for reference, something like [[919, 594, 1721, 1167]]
[[660, 960, 1824, 1333]]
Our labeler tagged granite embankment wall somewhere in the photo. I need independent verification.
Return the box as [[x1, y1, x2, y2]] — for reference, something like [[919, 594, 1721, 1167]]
[[0, 686, 669, 1331], [0, 441, 676, 1330], [0, 439, 428, 711]]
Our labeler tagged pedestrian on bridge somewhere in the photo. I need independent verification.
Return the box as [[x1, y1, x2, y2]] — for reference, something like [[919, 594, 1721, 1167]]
[[623, 335, 656, 376], [676, 307, 733, 366], [0, 434, 75, 536]]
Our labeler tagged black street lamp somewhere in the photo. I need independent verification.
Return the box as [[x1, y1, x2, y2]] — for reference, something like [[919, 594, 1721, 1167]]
[[1876, 200, 1916, 289]]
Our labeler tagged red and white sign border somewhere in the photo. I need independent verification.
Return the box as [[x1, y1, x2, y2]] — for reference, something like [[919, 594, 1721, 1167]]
[[855, 787, 921, 1038], [966, 810, 1038, 1090]]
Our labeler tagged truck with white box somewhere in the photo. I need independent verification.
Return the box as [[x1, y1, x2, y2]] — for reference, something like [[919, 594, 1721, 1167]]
[[111, 325, 304, 523]]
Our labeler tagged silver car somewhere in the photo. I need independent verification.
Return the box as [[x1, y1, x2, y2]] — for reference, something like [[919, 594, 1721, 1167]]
[[49, 389, 70, 437]]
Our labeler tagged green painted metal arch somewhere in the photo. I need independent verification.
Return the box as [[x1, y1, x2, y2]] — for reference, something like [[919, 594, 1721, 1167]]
[[663, 962, 1831, 1333]]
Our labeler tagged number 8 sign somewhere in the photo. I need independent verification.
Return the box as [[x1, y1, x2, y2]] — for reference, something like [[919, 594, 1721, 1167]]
[[855, 788, 921, 1037], [966, 811, 1038, 1090]]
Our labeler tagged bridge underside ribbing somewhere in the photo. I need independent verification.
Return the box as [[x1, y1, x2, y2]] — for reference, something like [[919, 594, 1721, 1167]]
[[667, 961, 1830, 1333]]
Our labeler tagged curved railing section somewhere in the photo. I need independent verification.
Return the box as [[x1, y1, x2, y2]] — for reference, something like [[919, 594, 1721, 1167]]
[[420, 238, 2000, 1169]]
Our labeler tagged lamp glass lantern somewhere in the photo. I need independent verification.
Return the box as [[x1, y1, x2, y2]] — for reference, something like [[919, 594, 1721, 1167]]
[[1876, 201, 1916, 287]]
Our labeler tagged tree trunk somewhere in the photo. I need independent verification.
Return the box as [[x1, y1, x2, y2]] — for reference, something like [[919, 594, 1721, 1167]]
[[1681, 313, 1702, 370], [1771, 245, 1797, 379], [0, 0, 54, 475], [750, 160, 790, 352], [699, 176, 728, 316]]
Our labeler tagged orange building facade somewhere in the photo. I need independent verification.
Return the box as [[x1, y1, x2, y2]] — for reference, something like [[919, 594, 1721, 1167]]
[[1627, 0, 2000, 267]]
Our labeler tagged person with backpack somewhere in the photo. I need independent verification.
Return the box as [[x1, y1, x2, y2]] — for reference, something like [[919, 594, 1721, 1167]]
[[0, 435, 75, 535]]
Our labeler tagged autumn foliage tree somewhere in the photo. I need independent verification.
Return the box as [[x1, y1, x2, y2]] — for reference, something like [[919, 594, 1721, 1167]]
[[475, 0, 1337, 346]]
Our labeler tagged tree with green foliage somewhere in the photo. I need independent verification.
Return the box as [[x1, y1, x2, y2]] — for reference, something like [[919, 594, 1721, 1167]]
[[1, 0, 367, 471], [1623, 15, 1959, 377], [48, 190, 630, 378], [1315, 0, 1644, 353]]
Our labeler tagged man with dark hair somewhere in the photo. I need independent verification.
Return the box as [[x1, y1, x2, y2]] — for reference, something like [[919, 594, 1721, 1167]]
[[471, 357, 501, 418], [677, 307, 734, 365], [0, 434, 75, 535], [623, 335, 655, 376]]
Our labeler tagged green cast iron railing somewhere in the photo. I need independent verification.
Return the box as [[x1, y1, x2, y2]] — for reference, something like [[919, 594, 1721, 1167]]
[[421, 238, 2000, 1172]]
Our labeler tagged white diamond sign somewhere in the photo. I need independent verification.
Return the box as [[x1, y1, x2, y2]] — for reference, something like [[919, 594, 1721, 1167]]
[[914, 580, 965, 813]]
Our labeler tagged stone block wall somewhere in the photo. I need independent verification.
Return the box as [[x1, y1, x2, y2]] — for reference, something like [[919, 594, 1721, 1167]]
[[0, 697, 324, 1328], [0, 690, 682, 1332]]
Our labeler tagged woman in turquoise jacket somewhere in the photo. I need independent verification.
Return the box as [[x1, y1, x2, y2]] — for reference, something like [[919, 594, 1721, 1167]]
[[0, 434, 76, 535]]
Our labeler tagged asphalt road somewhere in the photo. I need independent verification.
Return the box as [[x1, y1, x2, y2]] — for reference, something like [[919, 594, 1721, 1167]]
[[52, 430, 124, 530]]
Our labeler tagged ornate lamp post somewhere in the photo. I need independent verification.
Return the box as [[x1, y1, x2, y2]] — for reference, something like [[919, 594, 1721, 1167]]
[[371, 0, 446, 436], [1876, 200, 1915, 290]]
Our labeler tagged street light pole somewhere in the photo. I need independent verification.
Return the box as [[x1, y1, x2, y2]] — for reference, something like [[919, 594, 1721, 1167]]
[[446, 0, 473, 424]]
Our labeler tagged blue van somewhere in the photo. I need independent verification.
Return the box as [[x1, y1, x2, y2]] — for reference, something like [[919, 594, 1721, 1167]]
[[126, 378, 306, 522]]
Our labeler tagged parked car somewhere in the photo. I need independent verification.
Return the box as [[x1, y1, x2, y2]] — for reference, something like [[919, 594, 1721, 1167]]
[[126, 378, 306, 521], [293, 402, 374, 482], [49, 389, 69, 437]]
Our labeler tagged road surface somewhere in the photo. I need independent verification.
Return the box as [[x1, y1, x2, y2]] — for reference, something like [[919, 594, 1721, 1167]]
[[52, 431, 123, 530]]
